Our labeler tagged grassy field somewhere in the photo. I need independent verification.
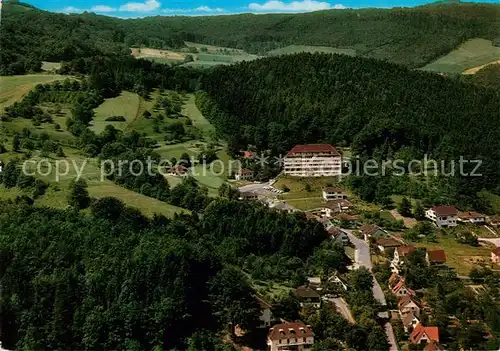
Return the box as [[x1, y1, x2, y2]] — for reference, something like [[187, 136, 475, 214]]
[[422, 38, 500, 74], [267, 45, 356, 57], [0, 74, 67, 110], [91, 91, 142, 134], [274, 175, 342, 210], [10, 147, 189, 217], [415, 236, 493, 275], [182, 94, 215, 137]]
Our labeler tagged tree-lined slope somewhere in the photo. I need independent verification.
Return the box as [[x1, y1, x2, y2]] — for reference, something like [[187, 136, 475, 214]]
[[198, 53, 500, 202], [2, 0, 500, 73]]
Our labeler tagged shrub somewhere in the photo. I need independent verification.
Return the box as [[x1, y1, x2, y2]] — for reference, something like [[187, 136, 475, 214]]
[[105, 116, 126, 122]]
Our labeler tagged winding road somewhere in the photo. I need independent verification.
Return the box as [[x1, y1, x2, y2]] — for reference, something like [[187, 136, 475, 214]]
[[345, 230, 398, 351]]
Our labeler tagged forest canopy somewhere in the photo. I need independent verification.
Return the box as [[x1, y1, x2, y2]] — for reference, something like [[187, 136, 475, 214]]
[[1, 0, 500, 74]]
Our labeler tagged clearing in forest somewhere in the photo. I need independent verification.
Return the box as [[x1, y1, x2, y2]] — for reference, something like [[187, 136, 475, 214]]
[[422, 38, 500, 74]]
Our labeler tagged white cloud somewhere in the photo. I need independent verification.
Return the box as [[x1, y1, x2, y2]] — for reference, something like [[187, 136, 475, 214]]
[[119, 0, 161, 12], [62, 6, 82, 13], [90, 5, 117, 12], [248, 0, 345, 12], [195, 6, 224, 12]]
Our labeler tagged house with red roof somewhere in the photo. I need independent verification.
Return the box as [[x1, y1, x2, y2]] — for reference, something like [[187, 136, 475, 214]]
[[398, 295, 421, 317], [425, 206, 458, 227], [283, 144, 342, 177], [488, 215, 500, 227], [492, 247, 500, 264], [267, 322, 314, 351], [424, 341, 445, 351], [426, 249, 447, 265], [321, 199, 353, 218], [410, 323, 439, 345], [376, 237, 402, 253], [392, 277, 416, 297], [242, 151, 256, 159]]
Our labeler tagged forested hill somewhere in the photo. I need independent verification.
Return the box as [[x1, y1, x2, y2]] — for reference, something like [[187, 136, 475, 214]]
[[198, 53, 500, 203], [2, 0, 500, 74]]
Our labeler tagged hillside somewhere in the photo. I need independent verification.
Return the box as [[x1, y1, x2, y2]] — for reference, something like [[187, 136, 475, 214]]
[[198, 53, 500, 207], [2, 0, 500, 73]]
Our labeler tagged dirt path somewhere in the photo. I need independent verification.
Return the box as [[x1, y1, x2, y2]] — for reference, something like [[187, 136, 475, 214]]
[[463, 59, 500, 75], [390, 209, 417, 228], [124, 95, 144, 131]]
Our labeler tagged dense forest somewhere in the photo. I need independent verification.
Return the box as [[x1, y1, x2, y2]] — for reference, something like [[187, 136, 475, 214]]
[[0, 198, 331, 350], [2, 0, 500, 74], [198, 53, 500, 208]]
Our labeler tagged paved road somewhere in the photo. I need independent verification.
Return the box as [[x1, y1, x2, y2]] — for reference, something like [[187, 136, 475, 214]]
[[238, 181, 276, 196], [326, 297, 356, 324], [345, 230, 397, 351], [345, 230, 387, 306]]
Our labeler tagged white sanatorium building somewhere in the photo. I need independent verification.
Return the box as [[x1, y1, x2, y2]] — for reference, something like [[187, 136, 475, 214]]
[[283, 144, 342, 177]]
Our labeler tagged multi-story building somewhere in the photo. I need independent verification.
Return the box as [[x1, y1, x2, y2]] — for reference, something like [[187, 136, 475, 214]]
[[267, 322, 314, 351], [425, 206, 458, 228], [283, 144, 341, 177]]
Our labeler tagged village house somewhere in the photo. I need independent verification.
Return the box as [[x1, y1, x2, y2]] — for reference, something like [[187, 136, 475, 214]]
[[391, 245, 416, 272], [426, 249, 447, 266], [235, 168, 254, 181], [255, 295, 274, 328], [269, 201, 296, 213], [401, 312, 420, 333], [328, 227, 350, 246], [392, 277, 416, 297], [307, 277, 322, 292], [410, 323, 440, 345], [239, 191, 258, 201], [458, 211, 486, 224], [331, 213, 359, 227], [167, 165, 188, 176], [398, 295, 421, 317], [359, 224, 387, 242], [425, 206, 458, 228], [376, 237, 401, 253], [492, 247, 500, 264], [294, 286, 321, 309], [267, 322, 314, 351], [321, 199, 353, 218], [283, 144, 342, 177], [322, 187, 348, 201]]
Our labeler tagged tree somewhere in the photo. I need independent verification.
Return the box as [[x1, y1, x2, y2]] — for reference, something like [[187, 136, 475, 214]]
[[142, 110, 151, 119], [304, 184, 312, 192], [0, 143, 6, 153], [67, 178, 90, 210], [271, 293, 301, 321], [413, 201, 425, 220], [12, 134, 21, 152], [208, 266, 260, 334], [184, 54, 194, 63], [367, 325, 389, 351], [398, 197, 412, 217], [348, 267, 373, 292]]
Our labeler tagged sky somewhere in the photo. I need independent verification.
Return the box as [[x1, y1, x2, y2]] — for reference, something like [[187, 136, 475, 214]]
[[21, 0, 500, 17]]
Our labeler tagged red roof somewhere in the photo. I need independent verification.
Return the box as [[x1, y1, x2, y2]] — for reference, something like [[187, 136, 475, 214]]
[[431, 206, 457, 217], [237, 168, 253, 175], [397, 245, 416, 256], [287, 144, 340, 156], [492, 247, 500, 256], [427, 249, 446, 263], [268, 322, 314, 341], [410, 324, 439, 344], [376, 238, 401, 247], [489, 215, 500, 224], [325, 199, 353, 210], [458, 211, 485, 220], [242, 151, 256, 159]]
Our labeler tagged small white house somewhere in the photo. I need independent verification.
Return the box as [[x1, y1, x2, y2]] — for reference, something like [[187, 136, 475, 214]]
[[322, 187, 348, 201], [235, 169, 254, 181], [425, 206, 458, 228], [457, 211, 486, 224]]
